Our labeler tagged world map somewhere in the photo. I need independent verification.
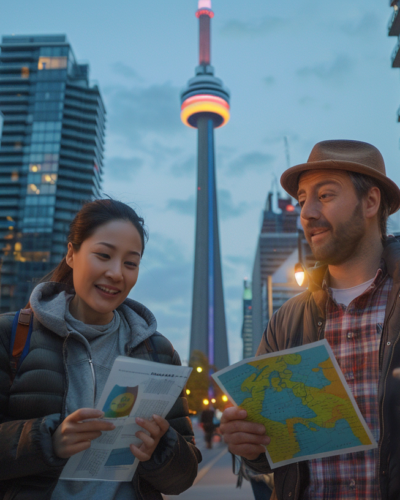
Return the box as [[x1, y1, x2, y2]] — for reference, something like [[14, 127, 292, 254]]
[[216, 341, 375, 467]]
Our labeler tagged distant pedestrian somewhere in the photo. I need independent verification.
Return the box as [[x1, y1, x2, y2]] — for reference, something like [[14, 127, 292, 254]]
[[201, 406, 217, 449]]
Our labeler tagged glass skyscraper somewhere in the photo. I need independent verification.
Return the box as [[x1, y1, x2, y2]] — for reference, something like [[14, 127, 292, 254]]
[[0, 35, 105, 311]]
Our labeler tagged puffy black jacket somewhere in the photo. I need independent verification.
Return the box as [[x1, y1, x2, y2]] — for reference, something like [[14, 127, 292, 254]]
[[0, 311, 201, 499]]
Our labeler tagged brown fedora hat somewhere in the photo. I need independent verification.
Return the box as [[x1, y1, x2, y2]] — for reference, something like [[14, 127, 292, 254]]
[[280, 139, 400, 215]]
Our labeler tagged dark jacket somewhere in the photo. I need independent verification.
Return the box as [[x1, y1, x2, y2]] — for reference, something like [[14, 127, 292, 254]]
[[0, 295, 201, 500], [244, 237, 400, 500]]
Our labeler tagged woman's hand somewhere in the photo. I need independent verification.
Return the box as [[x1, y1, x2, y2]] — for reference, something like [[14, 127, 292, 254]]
[[220, 407, 270, 461], [52, 408, 115, 459], [130, 414, 170, 462]]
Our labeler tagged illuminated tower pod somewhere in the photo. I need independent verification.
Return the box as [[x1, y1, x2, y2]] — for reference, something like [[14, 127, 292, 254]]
[[180, 0, 230, 370]]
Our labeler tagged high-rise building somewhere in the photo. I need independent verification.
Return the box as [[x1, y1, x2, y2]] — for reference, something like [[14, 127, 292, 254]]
[[241, 280, 253, 360], [180, 0, 230, 369], [251, 192, 312, 355], [0, 35, 105, 311], [389, 2, 400, 66]]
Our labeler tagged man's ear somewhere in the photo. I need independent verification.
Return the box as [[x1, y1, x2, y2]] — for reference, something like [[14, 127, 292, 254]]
[[65, 242, 74, 269], [364, 186, 381, 219]]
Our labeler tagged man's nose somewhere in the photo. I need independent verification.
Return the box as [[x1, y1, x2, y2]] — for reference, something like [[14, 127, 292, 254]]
[[300, 197, 321, 222]]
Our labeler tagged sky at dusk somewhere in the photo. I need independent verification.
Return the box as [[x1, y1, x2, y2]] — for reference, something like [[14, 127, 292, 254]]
[[2, 0, 400, 363]]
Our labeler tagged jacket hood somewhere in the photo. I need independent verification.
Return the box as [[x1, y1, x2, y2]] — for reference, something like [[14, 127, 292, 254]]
[[306, 236, 400, 292], [29, 281, 158, 349]]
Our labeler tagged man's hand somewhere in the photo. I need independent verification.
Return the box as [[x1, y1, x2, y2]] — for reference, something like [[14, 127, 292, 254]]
[[130, 414, 170, 462], [52, 408, 116, 459], [220, 407, 270, 461]]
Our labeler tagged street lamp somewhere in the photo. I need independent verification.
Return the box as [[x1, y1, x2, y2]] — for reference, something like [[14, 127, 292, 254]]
[[203, 399, 209, 405], [196, 366, 203, 373], [294, 262, 305, 287]]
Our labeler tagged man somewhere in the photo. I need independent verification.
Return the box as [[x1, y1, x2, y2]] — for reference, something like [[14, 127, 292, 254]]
[[220, 140, 400, 499]]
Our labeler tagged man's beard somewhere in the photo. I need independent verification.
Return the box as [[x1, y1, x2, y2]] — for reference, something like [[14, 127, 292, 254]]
[[305, 201, 366, 266]]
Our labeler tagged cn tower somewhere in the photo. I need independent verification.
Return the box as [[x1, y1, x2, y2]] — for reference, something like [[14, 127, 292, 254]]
[[181, 0, 230, 369]]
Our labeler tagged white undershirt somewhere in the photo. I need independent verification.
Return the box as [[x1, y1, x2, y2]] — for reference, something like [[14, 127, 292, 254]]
[[330, 277, 375, 307]]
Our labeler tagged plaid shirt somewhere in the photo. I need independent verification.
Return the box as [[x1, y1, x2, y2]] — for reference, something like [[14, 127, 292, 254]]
[[304, 268, 392, 500]]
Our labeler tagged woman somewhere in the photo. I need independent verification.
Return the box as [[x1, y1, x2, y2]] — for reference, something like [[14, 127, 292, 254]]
[[0, 199, 201, 500]]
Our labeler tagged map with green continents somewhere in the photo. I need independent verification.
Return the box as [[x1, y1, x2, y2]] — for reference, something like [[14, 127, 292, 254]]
[[212, 340, 377, 469]]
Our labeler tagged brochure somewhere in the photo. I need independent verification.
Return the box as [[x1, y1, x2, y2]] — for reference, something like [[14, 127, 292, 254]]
[[60, 356, 192, 481]]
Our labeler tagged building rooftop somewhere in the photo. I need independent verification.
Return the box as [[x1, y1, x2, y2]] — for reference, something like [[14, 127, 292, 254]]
[[2, 35, 68, 45]]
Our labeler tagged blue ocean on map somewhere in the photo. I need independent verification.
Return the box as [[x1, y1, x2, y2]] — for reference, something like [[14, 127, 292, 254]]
[[218, 364, 260, 406], [288, 345, 331, 389], [293, 418, 362, 457], [261, 384, 316, 423]]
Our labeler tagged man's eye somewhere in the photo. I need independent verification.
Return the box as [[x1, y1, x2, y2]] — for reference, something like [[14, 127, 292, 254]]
[[125, 261, 137, 268]]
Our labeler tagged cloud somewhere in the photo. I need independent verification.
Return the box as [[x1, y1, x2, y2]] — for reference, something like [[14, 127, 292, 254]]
[[340, 13, 380, 37], [166, 196, 196, 216], [226, 151, 275, 176], [105, 156, 144, 180], [225, 254, 253, 267], [130, 233, 193, 358], [263, 76, 275, 86], [170, 155, 196, 177], [218, 189, 250, 220], [134, 233, 192, 304], [106, 83, 182, 146], [296, 55, 353, 81], [220, 17, 284, 37], [166, 190, 249, 220], [264, 133, 300, 146], [298, 96, 316, 106], [111, 62, 142, 80]]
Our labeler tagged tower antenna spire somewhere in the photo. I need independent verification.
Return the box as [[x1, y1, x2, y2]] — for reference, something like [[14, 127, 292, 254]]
[[196, 0, 214, 66]]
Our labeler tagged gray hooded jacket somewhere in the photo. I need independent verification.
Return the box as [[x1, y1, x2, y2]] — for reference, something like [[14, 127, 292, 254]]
[[0, 282, 201, 500]]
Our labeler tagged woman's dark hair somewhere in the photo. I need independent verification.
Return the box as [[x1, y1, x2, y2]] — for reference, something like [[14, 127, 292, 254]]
[[46, 199, 148, 287]]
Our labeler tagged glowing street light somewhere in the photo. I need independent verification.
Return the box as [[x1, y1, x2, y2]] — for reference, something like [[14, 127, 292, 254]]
[[211, 398, 216, 404], [196, 367, 203, 373], [186, 389, 191, 395], [294, 262, 305, 287], [203, 399, 209, 405], [222, 395, 228, 402]]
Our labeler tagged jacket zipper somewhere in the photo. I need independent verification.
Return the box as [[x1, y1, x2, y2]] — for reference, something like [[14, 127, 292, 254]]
[[88, 356, 96, 407]]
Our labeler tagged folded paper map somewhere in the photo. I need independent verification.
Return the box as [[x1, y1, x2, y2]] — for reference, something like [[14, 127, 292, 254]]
[[212, 339, 377, 469]]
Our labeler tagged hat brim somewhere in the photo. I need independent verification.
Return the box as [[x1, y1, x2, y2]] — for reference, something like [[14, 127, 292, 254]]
[[280, 159, 400, 215]]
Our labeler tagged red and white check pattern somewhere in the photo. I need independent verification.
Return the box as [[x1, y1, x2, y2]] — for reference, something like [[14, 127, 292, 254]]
[[304, 268, 392, 500]]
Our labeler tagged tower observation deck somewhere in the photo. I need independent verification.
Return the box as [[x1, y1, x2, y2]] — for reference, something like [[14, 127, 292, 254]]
[[181, 0, 230, 370]]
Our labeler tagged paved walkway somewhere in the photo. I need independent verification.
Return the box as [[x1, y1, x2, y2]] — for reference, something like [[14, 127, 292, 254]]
[[164, 422, 254, 500]]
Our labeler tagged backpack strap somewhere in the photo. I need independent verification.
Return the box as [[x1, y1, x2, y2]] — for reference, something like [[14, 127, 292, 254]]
[[9, 308, 33, 381], [144, 336, 160, 363]]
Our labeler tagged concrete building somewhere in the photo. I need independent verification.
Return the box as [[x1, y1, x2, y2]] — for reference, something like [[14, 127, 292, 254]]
[[0, 35, 105, 311], [251, 192, 311, 355], [241, 280, 253, 360], [180, 1, 230, 369]]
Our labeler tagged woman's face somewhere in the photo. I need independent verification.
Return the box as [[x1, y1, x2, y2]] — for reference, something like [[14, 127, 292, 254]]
[[66, 220, 142, 324]]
